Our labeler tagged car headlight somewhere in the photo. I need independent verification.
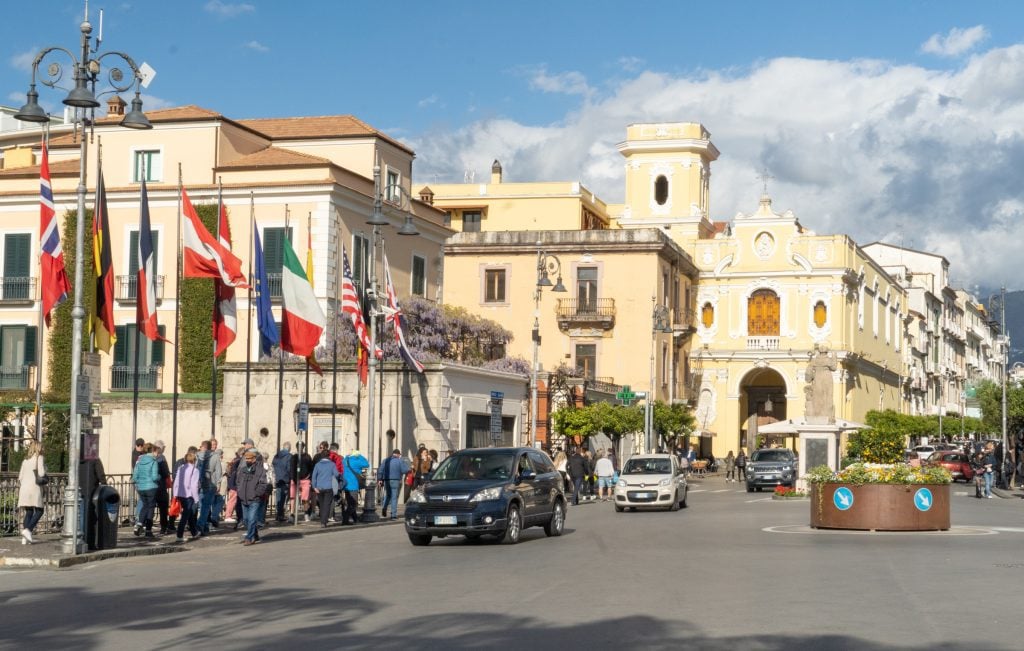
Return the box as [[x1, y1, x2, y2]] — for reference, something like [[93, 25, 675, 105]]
[[617, 478, 628, 487], [469, 486, 504, 502], [409, 490, 426, 503], [659, 477, 671, 487]]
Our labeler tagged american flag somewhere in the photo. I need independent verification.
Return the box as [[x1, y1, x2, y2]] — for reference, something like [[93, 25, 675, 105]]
[[341, 246, 375, 356], [38, 140, 70, 326], [383, 251, 424, 373]]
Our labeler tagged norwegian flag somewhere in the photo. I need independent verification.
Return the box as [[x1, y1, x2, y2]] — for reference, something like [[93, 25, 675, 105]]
[[212, 202, 237, 356], [340, 246, 377, 359], [383, 252, 423, 373], [38, 140, 70, 327]]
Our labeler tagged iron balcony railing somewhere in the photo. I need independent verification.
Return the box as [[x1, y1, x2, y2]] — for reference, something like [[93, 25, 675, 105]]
[[110, 365, 163, 392], [0, 365, 35, 391], [115, 275, 165, 303], [0, 276, 36, 303], [555, 298, 615, 330], [266, 273, 283, 300]]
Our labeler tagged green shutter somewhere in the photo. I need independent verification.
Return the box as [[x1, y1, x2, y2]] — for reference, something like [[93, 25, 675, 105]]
[[4, 233, 31, 276], [23, 326, 37, 365], [114, 325, 127, 365], [152, 326, 165, 365], [129, 231, 140, 275], [263, 227, 293, 274]]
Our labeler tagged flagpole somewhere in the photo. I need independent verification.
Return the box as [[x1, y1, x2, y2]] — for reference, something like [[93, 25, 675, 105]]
[[331, 212, 340, 446], [131, 161, 145, 447], [304, 211, 311, 442], [244, 192, 254, 439], [172, 164, 183, 464], [276, 205, 289, 454], [211, 178, 222, 439]]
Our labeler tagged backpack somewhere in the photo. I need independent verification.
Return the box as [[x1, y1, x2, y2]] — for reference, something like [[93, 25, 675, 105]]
[[197, 453, 213, 491]]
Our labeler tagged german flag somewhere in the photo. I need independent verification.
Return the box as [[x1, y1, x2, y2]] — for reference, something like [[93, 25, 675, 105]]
[[91, 171, 116, 352]]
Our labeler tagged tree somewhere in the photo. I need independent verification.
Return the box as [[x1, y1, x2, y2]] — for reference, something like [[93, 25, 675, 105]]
[[975, 380, 1024, 435], [551, 404, 598, 442], [652, 401, 694, 451]]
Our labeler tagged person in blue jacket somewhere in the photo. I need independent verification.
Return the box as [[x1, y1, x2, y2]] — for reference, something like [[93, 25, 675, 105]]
[[342, 450, 370, 525], [311, 455, 341, 527], [377, 449, 410, 520], [131, 443, 160, 538]]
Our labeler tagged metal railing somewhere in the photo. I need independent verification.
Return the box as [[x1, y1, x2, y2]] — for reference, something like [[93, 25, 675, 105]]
[[115, 274, 165, 302], [109, 365, 163, 392], [267, 273, 283, 300], [0, 365, 35, 391], [556, 297, 615, 318], [0, 276, 36, 302], [673, 307, 696, 330]]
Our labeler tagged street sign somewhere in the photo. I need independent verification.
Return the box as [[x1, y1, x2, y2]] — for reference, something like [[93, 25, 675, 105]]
[[913, 488, 933, 512], [91, 416, 103, 430], [616, 385, 636, 406], [297, 402, 309, 432], [490, 391, 504, 401], [490, 392, 504, 441], [833, 487, 854, 511], [75, 376, 91, 415]]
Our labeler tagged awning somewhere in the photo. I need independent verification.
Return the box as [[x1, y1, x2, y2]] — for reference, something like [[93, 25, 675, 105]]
[[695, 430, 717, 438], [756, 418, 869, 435]]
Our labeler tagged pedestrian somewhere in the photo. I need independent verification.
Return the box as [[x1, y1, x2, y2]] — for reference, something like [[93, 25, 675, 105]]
[[290, 442, 314, 522], [17, 440, 47, 545], [195, 440, 215, 534], [173, 451, 201, 542], [413, 448, 432, 489], [272, 442, 292, 522], [724, 451, 736, 482], [153, 440, 172, 534], [377, 449, 409, 520], [982, 443, 996, 498], [224, 446, 244, 525], [567, 447, 588, 505], [235, 449, 267, 546], [553, 448, 569, 492], [342, 449, 369, 525], [131, 443, 159, 538], [584, 449, 597, 500], [131, 437, 145, 468], [428, 449, 439, 472], [735, 449, 747, 481], [311, 452, 341, 527], [970, 449, 986, 498], [595, 450, 615, 501], [207, 438, 225, 527]]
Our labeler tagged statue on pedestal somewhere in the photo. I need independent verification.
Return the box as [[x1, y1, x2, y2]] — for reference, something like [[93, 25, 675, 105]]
[[804, 345, 837, 424]]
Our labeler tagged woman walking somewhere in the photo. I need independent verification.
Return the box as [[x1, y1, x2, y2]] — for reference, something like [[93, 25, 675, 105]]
[[724, 451, 736, 482], [132, 443, 160, 538], [17, 440, 47, 545], [413, 448, 432, 490], [173, 451, 201, 542]]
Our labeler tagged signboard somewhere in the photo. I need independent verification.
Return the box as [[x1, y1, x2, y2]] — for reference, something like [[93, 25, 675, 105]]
[[91, 416, 103, 430], [616, 385, 636, 406], [297, 402, 309, 432], [913, 488, 933, 512], [75, 376, 92, 416], [489, 393, 503, 440], [833, 487, 854, 511]]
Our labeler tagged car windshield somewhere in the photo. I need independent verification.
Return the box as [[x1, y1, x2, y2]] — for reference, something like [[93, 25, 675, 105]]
[[622, 458, 671, 474], [431, 452, 515, 481], [751, 450, 793, 462]]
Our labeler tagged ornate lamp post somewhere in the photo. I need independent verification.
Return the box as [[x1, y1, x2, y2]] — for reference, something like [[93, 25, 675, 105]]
[[14, 6, 152, 554], [530, 247, 566, 448], [361, 164, 418, 522]]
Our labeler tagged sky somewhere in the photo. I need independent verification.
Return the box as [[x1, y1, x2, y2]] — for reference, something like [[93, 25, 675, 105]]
[[7, 1, 1024, 292]]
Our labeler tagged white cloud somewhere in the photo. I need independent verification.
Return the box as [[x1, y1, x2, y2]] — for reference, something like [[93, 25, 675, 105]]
[[139, 94, 173, 111], [417, 94, 439, 108], [617, 56, 645, 73], [528, 67, 591, 96], [204, 0, 254, 18], [244, 40, 269, 53], [921, 25, 988, 57], [412, 45, 1024, 290], [9, 47, 37, 73]]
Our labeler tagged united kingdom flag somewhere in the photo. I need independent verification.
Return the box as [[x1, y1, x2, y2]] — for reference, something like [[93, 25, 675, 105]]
[[39, 140, 70, 327]]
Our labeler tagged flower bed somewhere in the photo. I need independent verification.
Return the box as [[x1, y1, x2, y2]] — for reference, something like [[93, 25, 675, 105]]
[[772, 485, 808, 500], [806, 463, 951, 531]]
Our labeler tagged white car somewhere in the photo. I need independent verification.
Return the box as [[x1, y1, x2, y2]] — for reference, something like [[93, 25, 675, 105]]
[[613, 454, 688, 512]]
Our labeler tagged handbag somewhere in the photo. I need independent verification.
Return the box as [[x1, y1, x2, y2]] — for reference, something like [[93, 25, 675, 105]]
[[169, 497, 183, 518], [405, 471, 414, 487], [34, 457, 49, 486]]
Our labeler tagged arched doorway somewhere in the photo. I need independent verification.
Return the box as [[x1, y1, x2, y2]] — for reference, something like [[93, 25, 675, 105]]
[[739, 368, 789, 454]]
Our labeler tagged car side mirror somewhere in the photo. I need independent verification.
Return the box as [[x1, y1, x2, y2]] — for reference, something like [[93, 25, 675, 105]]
[[518, 469, 536, 482]]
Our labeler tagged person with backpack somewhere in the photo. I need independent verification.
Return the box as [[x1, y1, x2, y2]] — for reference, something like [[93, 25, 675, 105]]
[[131, 443, 160, 538], [272, 443, 292, 522], [342, 450, 369, 525]]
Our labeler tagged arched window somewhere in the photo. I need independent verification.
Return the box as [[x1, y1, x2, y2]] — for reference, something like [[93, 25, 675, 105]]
[[748, 289, 780, 336], [813, 300, 827, 328], [654, 175, 668, 205], [701, 302, 714, 329]]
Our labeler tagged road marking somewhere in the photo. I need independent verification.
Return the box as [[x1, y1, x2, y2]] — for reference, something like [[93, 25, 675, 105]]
[[745, 497, 773, 503], [689, 489, 707, 493], [712, 489, 731, 493], [763, 524, 997, 536], [988, 527, 1024, 533]]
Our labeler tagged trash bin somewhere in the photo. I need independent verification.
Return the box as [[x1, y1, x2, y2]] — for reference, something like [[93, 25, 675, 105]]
[[93, 485, 120, 550]]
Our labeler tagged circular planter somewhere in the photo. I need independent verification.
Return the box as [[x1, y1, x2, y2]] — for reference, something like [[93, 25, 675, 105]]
[[809, 483, 950, 531]]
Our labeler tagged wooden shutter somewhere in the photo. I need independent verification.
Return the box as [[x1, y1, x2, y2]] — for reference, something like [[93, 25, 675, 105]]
[[114, 325, 128, 365], [23, 326, 37, 365], [3, 233, 31, 277], [152, 325, 166, 365], [263, 227, 292, 273], [129, 230, 159, 273]]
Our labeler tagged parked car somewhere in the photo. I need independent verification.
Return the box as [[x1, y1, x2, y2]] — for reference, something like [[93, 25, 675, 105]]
[[911, 445, 937, 460], [924, 450, 975, 482], [745, 448, 798, 492], [613, 453, 688, 512], [403, 447, 566, 546]]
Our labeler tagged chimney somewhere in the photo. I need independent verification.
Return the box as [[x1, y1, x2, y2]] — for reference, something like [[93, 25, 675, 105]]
[[418, 186, 434, 205], [107, 95, 127, 117], [491, 159, 502, 184]]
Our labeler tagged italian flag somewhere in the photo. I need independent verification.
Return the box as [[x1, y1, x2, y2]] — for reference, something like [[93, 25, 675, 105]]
[[280, 236, 325, 358]]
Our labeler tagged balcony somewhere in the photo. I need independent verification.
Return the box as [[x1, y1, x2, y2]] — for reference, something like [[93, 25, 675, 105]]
[[109, 365, 163, 392], [673, 308, 697, 336], [0, 365, 35, 390], [116, 275, 165, 303], [0, 277, 36, 304], [746, 336, 780, 351], [267, 273, 283, 301], [556, 298, 615, 330]]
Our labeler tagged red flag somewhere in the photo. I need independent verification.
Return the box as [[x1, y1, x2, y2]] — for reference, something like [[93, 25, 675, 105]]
[[212, 202, 237, 356], [38, 140, 70, 326], [137, 178, 167, 342], [182, 189, 248, 287], [357, 343, 368, 385]]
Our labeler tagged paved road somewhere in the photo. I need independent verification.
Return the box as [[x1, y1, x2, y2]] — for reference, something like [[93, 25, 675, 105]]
[[1, 479, 1021, 650]]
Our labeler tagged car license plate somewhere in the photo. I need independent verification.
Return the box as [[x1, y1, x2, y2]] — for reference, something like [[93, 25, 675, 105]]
[[764, 474, 776, 479], [638, 492, 655, 498], [434, 516, 457, 526]]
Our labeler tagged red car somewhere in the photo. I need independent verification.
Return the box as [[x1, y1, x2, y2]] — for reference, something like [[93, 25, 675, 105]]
[[925, 451, 975, 482]]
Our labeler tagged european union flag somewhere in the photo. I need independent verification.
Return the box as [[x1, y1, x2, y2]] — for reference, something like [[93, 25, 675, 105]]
[[254, 227, 279, 356]]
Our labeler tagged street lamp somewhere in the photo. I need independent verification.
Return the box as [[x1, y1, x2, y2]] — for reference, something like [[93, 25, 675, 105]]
[[14, 7, 152, 555], [530, 247, 566, 448], [361, 164, 417, 522], [989, 288, 1009, 480]]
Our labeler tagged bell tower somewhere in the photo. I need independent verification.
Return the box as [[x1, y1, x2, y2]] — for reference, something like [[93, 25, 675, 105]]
[[617, 122, 719, 242]]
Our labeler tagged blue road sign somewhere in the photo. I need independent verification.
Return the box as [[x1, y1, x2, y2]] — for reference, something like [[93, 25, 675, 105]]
[[833, 487, 854, 511], [491, 391, 504, 400], [913, 487, 933, 512]]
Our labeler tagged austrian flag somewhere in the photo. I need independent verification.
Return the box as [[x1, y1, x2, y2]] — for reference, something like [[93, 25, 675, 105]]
[[182, 189, 248, 287]]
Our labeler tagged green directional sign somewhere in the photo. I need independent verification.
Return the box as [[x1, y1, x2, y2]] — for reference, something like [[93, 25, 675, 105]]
[[616, 385, 636, 406]]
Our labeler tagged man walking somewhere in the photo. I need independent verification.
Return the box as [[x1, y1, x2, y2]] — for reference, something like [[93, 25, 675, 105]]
[[272, 442, 292, 522], [377, 449, 409, 520], [195, 440, 216, 535], [595, 450, 615, 501], [236, 449, 267, 546], [311, 452, 341, 527], [567, 448, 588, 506]]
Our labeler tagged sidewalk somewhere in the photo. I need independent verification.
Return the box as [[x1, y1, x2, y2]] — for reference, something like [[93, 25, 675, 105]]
[[0, 504, 404, 570]]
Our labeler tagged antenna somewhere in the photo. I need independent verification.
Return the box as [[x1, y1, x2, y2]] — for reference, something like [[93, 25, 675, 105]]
[[97, 8, 103, 48]]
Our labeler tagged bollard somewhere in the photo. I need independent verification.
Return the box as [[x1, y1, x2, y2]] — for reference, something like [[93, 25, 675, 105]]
[[360, 483, 380, 523]]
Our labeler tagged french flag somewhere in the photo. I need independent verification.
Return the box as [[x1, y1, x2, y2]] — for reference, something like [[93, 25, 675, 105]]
[[39, 140, 70, 327], [136, 178, 167, 342]]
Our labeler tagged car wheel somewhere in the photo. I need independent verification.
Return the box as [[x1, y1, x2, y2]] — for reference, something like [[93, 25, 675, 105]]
[[614, 503, 624, 512], [500, 504, 522, 544], [746, 485, 754, 493], [544, 500, 565, 537], [680, 489, 688, 509], [408, 533, 431, 546], [669, 491, 681, 511]]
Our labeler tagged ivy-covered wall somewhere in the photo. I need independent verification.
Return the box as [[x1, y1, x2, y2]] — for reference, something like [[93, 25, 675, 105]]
[[47, 208, 95, 401], [179, 203, 225, 393]]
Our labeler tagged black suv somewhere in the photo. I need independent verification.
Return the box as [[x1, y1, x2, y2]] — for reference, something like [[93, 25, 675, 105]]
[[404, 447, 566, 546], [745, 448, 798, 492]]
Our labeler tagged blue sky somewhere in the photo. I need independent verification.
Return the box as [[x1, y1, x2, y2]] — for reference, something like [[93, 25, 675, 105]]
[[7, 1, 1024, 289]]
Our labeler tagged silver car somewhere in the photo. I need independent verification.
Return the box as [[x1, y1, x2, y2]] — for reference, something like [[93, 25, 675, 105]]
[[613, 454, 688, 512]]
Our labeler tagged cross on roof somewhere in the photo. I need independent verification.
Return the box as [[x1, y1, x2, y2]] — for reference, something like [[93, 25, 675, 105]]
[[757, 167, 775, 196]]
